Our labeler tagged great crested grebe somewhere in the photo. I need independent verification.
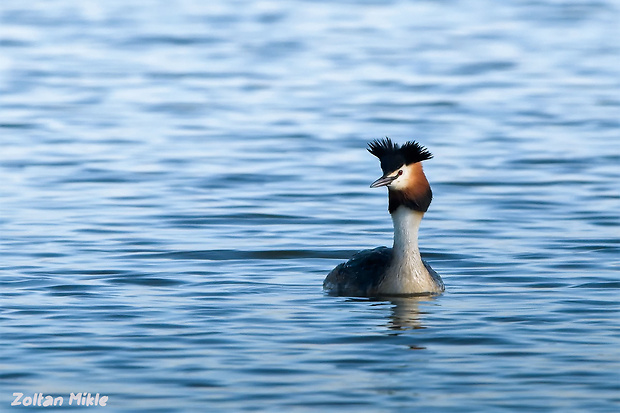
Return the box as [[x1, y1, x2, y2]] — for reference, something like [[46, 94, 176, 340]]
[[323, 138, 444, 297]]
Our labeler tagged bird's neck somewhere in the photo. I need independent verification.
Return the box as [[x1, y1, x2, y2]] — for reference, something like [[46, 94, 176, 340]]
[[378, 205, 441, 294], [390, 206, 423, 262]]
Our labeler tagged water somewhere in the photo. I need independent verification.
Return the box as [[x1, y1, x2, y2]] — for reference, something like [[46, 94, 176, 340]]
[[1, 0, 619, 411]]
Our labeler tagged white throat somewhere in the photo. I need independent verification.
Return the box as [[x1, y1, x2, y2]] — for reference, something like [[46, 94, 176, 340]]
[[391, 206, 423, 260], [377, 206, 442, 294]]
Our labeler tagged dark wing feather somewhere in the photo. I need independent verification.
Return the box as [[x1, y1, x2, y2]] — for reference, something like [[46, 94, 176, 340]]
[[423, 259, 445, 291], [323, 247, 392, 297]]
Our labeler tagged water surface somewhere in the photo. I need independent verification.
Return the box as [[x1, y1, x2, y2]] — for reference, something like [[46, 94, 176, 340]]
[[1, 1, 619, 412]]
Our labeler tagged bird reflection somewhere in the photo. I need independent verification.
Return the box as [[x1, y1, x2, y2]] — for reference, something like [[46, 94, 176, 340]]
[[385, 295, 437, 331]]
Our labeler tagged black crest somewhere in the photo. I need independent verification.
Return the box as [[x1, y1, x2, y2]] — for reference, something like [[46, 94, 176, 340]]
[[367, 137, 433, 173]]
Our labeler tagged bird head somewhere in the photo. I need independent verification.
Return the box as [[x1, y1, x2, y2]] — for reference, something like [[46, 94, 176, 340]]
[[367, 137, 433, 213]]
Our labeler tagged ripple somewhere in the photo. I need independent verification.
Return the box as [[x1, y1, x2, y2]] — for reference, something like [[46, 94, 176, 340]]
[[121, 249, 359, 261]]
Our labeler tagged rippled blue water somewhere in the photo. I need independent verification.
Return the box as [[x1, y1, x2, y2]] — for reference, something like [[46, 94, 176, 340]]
[[2, 1, 619, 412]]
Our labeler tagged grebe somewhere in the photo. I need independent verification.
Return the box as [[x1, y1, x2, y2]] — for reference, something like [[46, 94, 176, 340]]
[[323, 138, 444, 297]]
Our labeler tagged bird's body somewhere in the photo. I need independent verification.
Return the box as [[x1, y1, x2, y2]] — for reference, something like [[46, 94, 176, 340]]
[[323, 138, 444, 297]]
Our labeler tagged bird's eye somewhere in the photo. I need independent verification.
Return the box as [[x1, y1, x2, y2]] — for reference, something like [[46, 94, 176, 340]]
[[397, 170, 403, 176]]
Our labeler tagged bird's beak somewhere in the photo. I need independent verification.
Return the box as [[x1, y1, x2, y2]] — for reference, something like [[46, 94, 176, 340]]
[[370, 174, 397, 188]]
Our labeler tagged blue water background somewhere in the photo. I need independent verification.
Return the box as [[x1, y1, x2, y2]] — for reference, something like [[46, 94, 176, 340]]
[[1, 1, 619, 412]]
